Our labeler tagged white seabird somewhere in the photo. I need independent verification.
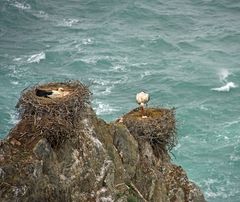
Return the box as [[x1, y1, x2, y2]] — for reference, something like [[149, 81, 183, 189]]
[[136, 91, 150, 118], [36, 87, 69, 98]]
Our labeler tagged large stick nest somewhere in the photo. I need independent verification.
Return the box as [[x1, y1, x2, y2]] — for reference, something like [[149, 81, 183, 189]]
[[121, 107, 177, 155], [9, 81, 91, 149], [17, 81, 91, 118]]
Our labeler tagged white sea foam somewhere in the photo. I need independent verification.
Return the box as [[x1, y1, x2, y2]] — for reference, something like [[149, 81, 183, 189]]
[[91, 78, 110, 86], [112, 64, 125, 71], [211, 82, 237, 92], [80, 57, 97, 64], [199, 104, 209, 111], [9, 110, 20, 125], [222, 119, 240, 129], [218, 69, 230, 83], [211, 68, 237, 92], [140, 70, 151, 78], [27, 52, 45, 63], [97, 86, 113, 96], [131, 62, 148, 67], [173, 142, 181, 151], [203, 176, 240, 200], [90, 78, 112, 96], [94, 101, 118, 115], [93, 86, 113, 96], [34, 11, 49, 19], [92, 77, 125, 86], [59, 18, 79, 27], [11, 1, 31, 10], [82, 38, 93, 45], [230, 153, 240, 161], [13, 57, 22, 62], [80, 55, 112, 65], [203, 178, 228, 199], [11, 81, 19, 85]]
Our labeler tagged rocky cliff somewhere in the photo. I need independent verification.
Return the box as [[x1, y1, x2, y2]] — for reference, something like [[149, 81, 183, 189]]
[[0, 81, 206, 202]]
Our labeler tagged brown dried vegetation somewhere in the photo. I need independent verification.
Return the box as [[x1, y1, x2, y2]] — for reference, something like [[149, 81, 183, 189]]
[[121, 107, 177, 157], [8, 81, 91, 149]]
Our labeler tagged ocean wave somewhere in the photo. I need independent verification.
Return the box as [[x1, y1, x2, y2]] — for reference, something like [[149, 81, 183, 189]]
[[203, 178, 228, 199], [211, 82, 237, 92], [131, 62, 148, 67], [9, 110, 19, 125], [91, 79, 113, 96], [90, 78, 110, 86], [222, 119, 240, 129], [177, 41, 201, 52], [80, 55, 113, 65], [230, 139, 240, 162], [149, 36, 179, 51], [10, 1, 31, 10], [13, 57, 22, 62], [58, 18, 79, 27], [27, 52, 46, 63], [140, 70, 151, 79], [90, 76, 128, 97], [210, 68, 237, 92], [218, 68, 231, 83], [93, 86, 113, 96], [203, 176, 240, 200], [111, 65, 126, 72], [230, 153, 240, 162], [93, 101, 119, 115], [10, 80, 19, 85], [92, 76, 128, 86], [33, 10, 49, 19], [82, 38, 93, 45]]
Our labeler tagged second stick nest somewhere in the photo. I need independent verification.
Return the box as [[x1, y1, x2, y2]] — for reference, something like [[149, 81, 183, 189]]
[[121, 107, 177, 156]]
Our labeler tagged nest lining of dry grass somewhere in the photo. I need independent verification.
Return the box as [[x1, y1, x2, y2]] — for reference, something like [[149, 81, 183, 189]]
[[9, 81, 91, 149], [122, 107, 177, 154]]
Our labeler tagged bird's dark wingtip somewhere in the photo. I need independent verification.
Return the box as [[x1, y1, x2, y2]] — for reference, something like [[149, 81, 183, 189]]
[[35, 89, 52, 97]]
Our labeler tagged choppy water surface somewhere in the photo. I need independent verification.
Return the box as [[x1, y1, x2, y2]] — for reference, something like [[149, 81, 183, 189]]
[[0, 0, 240, 201]]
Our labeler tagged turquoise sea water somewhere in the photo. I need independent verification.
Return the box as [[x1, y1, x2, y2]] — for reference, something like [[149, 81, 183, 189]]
[[1, 0, 240, 201]]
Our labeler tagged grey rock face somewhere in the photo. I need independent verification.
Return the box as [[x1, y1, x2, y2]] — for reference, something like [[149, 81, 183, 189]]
[[0, 83, 206, 202]]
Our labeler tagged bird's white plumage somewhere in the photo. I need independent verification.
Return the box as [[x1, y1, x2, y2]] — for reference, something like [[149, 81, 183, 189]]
[[48, 87, 69, 98], [136, 91, 150, 106]]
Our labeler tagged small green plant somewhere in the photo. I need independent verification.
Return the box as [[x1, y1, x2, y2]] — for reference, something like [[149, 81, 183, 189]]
[[127, 195, 138, 202]]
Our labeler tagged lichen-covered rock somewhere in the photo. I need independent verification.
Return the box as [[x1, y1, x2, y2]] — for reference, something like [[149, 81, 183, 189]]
[[0, 82, 206, 202]]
